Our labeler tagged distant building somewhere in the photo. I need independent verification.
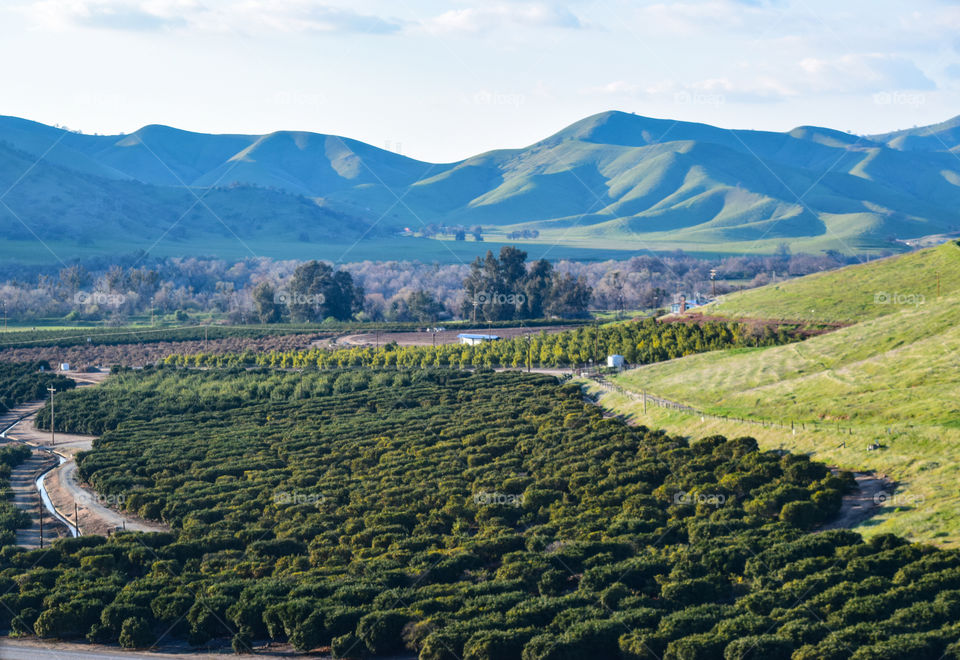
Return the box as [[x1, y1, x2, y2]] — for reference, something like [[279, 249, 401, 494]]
[[458, 333, 500, 345], [59, 362, 70, 372], [670, 294, 710, 314], [607, 354, 625, 369]]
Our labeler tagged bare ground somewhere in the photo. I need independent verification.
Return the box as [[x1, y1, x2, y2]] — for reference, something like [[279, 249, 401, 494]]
[[820, 471, 894, 531]]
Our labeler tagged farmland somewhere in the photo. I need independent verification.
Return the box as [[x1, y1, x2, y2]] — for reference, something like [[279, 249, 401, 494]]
[[5, 367, 959, 658]]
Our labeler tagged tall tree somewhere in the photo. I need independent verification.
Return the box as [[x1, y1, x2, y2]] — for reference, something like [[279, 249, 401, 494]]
[[522, 259, 553, 319], [252, 282, 281, 323]]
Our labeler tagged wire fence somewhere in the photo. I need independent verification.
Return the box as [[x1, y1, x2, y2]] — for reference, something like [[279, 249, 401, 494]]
[[585, 372, 870, 442]]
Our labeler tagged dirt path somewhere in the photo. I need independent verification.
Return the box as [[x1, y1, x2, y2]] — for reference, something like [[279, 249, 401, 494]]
[[0, 638, 303, 659], [820, 472, 893, 531], [9, 450, 69, 547]]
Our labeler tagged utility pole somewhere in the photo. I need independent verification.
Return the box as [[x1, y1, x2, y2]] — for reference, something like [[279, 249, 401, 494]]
[[39, 498, 43, 548], [47, 386, 56, 447], [594, 321, 599, 366], [526, 334, 532, 373], [710, 269, 717, 298], [74, 502, 80, 536]]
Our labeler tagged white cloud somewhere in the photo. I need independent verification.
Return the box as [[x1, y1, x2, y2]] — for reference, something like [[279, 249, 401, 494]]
[[587, 77, 789, 104], [635, 0, 817, 36], [421, 3, 584, 35], [798, 54, 936, 93], [25, 0, 404, 34]]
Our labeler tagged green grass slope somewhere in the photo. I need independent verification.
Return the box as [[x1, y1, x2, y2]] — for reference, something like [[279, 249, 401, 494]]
[[702, 241, 960, 323]]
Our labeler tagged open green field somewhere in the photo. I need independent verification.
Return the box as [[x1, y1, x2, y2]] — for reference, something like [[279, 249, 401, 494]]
[[599, 242, 960, 546], [0, 236, 645, 266], [702, 240, 960, 323]]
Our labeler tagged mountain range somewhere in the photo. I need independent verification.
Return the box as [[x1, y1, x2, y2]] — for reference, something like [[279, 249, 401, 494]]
[[2, 111, 960, 263]]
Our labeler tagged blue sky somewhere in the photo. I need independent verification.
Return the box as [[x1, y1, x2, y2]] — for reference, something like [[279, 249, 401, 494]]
[[2, 0, 958, 162]]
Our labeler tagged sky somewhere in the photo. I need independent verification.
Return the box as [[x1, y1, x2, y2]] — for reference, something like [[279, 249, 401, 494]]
[[1, 0, 958, 162]]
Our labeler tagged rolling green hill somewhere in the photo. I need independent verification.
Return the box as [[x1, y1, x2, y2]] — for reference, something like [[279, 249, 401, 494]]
[[4, 112, 960, 262], [595, 242, 960, 545], [702, 240, 960, 323]]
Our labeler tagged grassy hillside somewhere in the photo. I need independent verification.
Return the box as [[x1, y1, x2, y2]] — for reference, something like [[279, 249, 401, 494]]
[[702, 241, 960, 323], [598, 245, 960, 545]]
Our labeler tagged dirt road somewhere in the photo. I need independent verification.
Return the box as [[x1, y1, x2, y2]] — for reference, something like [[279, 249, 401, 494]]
[[3, 370, 167, 540], [8, 414, 168, 537], [9, 451, 69, 547]]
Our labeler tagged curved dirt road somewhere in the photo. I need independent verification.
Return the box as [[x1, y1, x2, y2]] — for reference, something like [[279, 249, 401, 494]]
[[3, 371, 167, 538]]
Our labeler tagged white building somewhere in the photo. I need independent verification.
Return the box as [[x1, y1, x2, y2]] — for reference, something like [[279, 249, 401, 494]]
[[607, 354, 625, 369], [458, 333, 500, 345]]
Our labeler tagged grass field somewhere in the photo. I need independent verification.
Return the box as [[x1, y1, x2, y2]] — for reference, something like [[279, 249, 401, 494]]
[[595, 241, 960, 546], [700, 240, 960, 323], [0, 236, 648, 266]]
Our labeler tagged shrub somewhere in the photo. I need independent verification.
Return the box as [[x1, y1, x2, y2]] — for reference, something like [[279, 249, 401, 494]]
[[356, 610, 410, 655], [118, 617, 153, 649]]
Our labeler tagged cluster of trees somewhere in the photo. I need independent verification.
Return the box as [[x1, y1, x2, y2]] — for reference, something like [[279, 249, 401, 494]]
[[413, 224, 483, 241], [0, 248, 858, 324], [14, 367, 960, 657], [162, 318, 799, 370], [462, 247, 592, 320], [0, 361, 75, 415], [251, 261, 364, 324]]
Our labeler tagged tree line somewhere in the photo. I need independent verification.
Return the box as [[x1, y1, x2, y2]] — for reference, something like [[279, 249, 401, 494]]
[[0, 248, 856, 324], [0, 361, 75, 415], [162, 318, 800, 370]]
